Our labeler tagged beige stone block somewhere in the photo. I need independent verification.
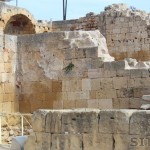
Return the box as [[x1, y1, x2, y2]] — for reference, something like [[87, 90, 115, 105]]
[[32, 109, 49, 132], [4, 63, 12, 73], [88, 99, 99, 108], [45, 92, 56, 101], [51, 134, 82, 150], [82, 78, 91, 91], [112, 98, 120, 109], [80, 91, 90, 99], [91, 78, 100, 90], [62, 80, 71, 92], [113, 77, 128, 89], [2, 102, 12, 113], [100, 78, 113, 89], [130, 111, 150, 135], [129, 98, 142, 109], [96, 89, 107, 99], [68, 92, 80, 100], [30, 99, 43, 112], [62, 110, 99, 133], [4, 83, 15, 93], [70, 79, 82, 92], [56, 92, 68, 100], [52, 80, 62, 92], [119, 98, 130, 109], [106, 88, 117, 99], [53, 100, 63, 109], [0, 94, 3, 102], [35, 132, 51, 150], [99, 110, 130, 134], [24, 133, 37, 150], [46, 111, 62, 133], [75, 100, 87, 108], [63, 100, 76, 109], [0, 63, 5, 73], [90, 91, 96, 99], [3, 93, 16, 102], [83, 133, 113, 150], [99, 99, 113, 109]]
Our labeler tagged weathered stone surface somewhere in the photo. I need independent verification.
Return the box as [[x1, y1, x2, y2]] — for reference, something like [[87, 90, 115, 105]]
[[99, 110, 132, 134], [61, 110, 99, 133], [51, 134, 82, 150]]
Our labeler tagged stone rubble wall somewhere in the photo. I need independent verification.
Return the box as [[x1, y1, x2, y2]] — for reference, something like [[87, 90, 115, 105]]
[[17, 31, 150, 113], [52, 4, 150, 61], [25, 109, 150, 150]]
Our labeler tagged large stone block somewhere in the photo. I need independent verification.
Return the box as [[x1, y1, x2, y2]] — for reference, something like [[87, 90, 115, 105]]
[[130, 111, 150, 135], [61, 110, 99, 133], [83, 133, 113, 150], [32, 110, 50, 132], [99, 110, 132, 134]]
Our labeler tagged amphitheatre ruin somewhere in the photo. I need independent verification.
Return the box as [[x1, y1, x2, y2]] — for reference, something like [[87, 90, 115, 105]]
[[0, 1, 149, 150]]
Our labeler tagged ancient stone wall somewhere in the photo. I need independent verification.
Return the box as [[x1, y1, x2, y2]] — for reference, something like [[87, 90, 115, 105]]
[[16, 31, 150, 113], [52, 4, 150, 61], [25, 109, 150, 150], [0, 34, 19, 113]]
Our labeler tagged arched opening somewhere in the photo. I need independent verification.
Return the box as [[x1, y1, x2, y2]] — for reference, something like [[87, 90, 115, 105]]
[[4, 14, 36, 35]]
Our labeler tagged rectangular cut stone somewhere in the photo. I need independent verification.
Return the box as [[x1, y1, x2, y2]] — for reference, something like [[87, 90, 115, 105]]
[[99, 110, 130, 134], [32, 109, 50, 132], [62, 110, 99, 133], [82, 79, 91, 91], [113, 77, 128, 89], [46, 111, 62, 133], [99, 99, 113, 109], [51, 134, 82, 150], [83, 133, 113, 150], [130, 111, 150, 135]]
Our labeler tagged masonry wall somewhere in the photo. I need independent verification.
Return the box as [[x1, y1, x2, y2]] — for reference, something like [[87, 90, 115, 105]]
[[25, 109, 150, 150], [17, 31, 150, 113], [0, 34, 19, 113], [52, 4, 150, 61]]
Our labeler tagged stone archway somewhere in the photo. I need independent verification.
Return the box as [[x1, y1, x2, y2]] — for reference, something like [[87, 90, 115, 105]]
[[4, 14, 36, 35]]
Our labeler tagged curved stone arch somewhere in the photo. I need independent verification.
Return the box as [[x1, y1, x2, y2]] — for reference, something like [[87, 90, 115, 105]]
[[2, 8, 37, 35]]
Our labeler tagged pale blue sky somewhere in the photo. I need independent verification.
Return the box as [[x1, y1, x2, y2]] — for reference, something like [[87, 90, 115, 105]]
[[7, 0, 150, 21]]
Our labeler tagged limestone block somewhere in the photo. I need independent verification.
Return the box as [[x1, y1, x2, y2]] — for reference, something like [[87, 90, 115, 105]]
[[62, 110, 99, 133], [62, 80, 70, 92], [113, 134, 129, 150], [63, 100, 76, 109], [129, 98, 142, 109], [30, 132, 51, 150], [99, 99, 113, 109], [103, 70, 116, 78], [99, 110, 131, 134], [52, 80, 62, 92], [80, 91, 90, 99], [70, 79, 82, 92], [88, 69, 101, 79], [130, 69, 142, 78], [68, 92, 80, 100], [45, 111, 62, 133], [91, 78, 100, 90], [24, 133, 37, 150], [0, 63, 5, 73], [96, 89, 107, 99], [2, 102, 12, 113], [82, 79, 91, 91], [30, 99, 43, 112], [51, 134, 82, 150], [142, 95, 150, 101], [90, 91, 96, 99], [134, 88, 150, 98], [130, 111, 150, 135], [32, 109, 49, 132], [116, 69, 130, 77], [134, 78, 150, 88], [83, 133, 113, 150], [53, 101, 63, 109], [88, 100, 99, 108], [85, 47, 98, 58], [75, 100, 88, 108], [117, 88, 134, 98], [100, 78, 113, 89], [119, 98, 130, 109], [113, 77, 128, 89], [106, 88, 117, 99]]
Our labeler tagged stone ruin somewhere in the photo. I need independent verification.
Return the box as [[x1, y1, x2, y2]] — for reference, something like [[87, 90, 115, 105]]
[[0, 1, 149, 149]]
